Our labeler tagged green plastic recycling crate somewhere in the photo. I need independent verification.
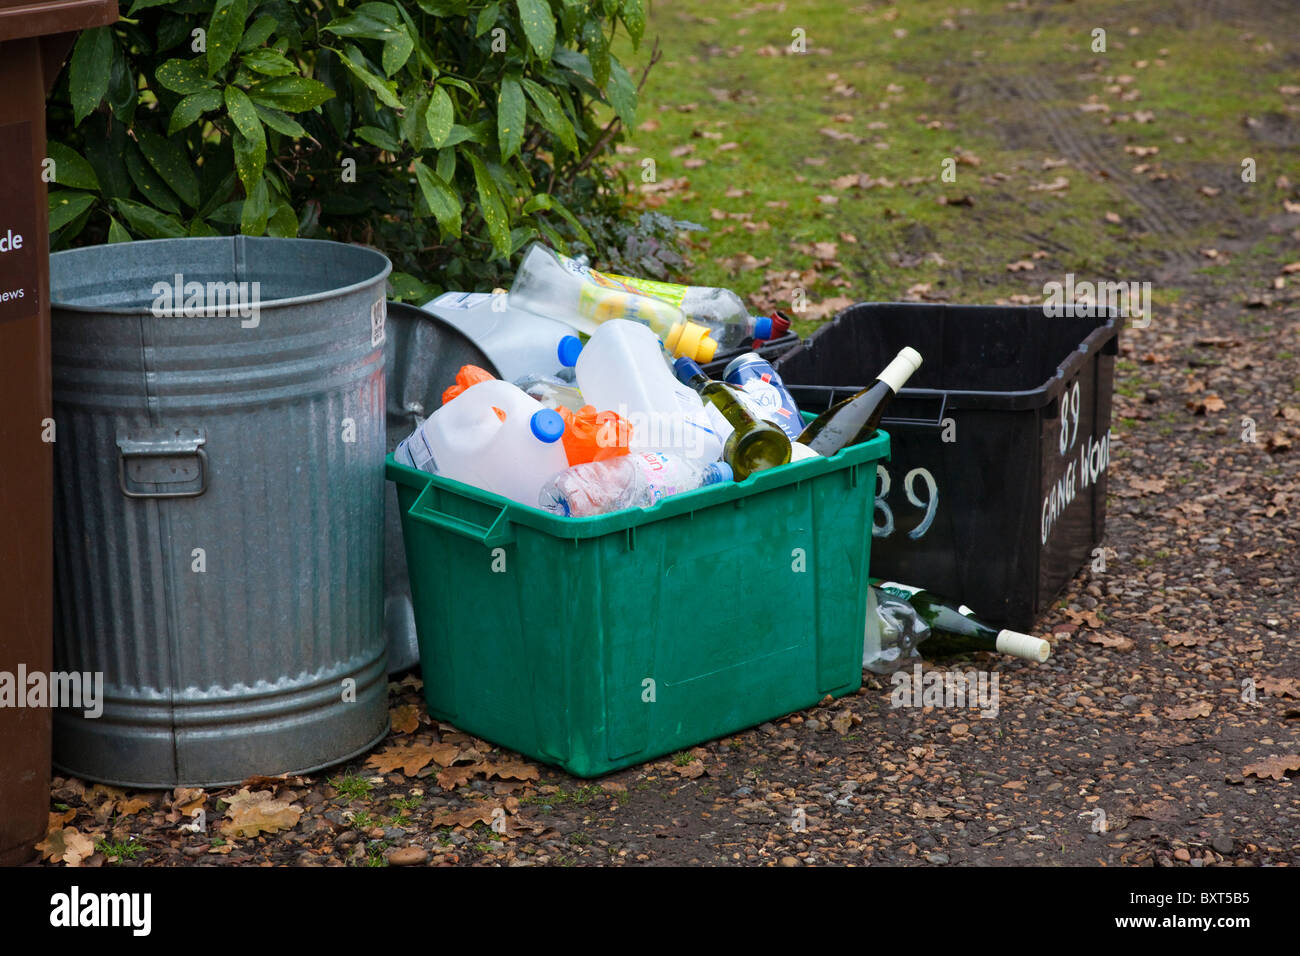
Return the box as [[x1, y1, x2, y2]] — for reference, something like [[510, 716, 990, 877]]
[[387, 428, 890, 777]]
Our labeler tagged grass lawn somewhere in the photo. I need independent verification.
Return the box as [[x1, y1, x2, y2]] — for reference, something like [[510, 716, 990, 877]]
[[607, 0, 1298, 333]]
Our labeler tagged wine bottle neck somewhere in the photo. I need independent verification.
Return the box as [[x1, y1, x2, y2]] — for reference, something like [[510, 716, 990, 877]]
[[877, 350, 921, 393]]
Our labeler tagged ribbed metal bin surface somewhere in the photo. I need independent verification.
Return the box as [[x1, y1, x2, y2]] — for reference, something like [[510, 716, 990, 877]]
[[49, 236, 391, 787]]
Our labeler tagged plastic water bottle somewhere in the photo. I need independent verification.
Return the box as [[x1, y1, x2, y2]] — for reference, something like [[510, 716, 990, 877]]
[[510, 244, 681, 335], [721, 352, 805, 441], [540, 452, 733, 517], [513, 373, 586, 413], [606, 274, 781, 352], [509, 244, 721, 362], [423, 379, 569, 507], [575, 319, 723, 462]]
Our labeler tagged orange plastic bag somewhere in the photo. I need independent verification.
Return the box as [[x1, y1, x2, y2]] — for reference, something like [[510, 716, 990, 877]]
[[558, 405, 632, 465], [442, 365, 497, 405]]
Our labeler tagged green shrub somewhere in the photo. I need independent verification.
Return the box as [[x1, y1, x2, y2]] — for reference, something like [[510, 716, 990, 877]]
[[46, 0, 654, 297]]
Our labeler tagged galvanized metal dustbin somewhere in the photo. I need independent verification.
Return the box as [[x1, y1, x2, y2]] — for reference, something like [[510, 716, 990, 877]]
[[49, 236, 391, 788]]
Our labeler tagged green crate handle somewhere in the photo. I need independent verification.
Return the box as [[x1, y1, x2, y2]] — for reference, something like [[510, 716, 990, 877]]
[[408, 477, 515, 548]]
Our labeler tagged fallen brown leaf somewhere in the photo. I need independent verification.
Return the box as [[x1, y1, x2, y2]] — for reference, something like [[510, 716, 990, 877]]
[[1242, 754, 1300, 781], [1128, 477, 1168, 495], [429, 804, 502, 830], [49, 808, 77, 829], [389, 704, 421, 735], [220, 788, 303, 837], [1186, 394, 1226, 415], [1088, 633, 1134, 652], [435, 765, 478, 790], [671, 759, 706, 779], [366, 740, 461, 777], [1065, 608, 1105, 629], [36, 827, 97, 867], [1259, 676, 1300, 698], [115, 796, 153, 817], [1163, 632, 1213, 647], [1166, 701, 1213, 720], [484, 761, 540, 782]]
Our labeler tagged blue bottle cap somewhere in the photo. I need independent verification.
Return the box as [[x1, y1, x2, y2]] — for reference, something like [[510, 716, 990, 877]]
[[557, 335, 583, 368], [530, 408, 565, 443], [673, 356, 704, 383], [707, 461, 734, 484], [753, 315, 773, 340]]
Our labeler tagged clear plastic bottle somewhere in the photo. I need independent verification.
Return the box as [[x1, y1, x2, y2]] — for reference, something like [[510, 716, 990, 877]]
[[513, 373, 586, 413], [607, 274, 778, 351], [575, 319, 723, 463], [509, 244, 722, 362], [721, 351, 805, 441], [540, 452, 733, 517], [510, 244, 682, 337]]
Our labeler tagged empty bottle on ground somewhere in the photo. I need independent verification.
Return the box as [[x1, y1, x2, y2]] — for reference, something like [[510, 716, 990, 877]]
[[873, 580, 1052, 662]]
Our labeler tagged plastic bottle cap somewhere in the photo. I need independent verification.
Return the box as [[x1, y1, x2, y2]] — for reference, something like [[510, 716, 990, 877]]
[[753, 315, 773, 340], [530, 408, 565, 443], [665, 321, 718, 363], [710, 461, 734, 483], [673, 356, 704, 383], [557, 335, 583, 368], [769, 313, 792, 339]]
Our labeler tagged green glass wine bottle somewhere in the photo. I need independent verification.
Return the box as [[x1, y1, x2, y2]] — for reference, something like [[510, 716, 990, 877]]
[[871, 579, 1052, 662], [674, 357, 791, 479], [797, 347, 923, 455]]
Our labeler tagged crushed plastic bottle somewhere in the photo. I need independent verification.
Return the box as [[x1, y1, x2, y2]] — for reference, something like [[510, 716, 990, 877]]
[[540, 452, 733, 517], [514, 373, 586, 413]]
